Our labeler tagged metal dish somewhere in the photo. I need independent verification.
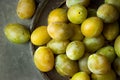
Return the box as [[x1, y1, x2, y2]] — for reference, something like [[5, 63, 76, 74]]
[[30, 0, 120, 80]]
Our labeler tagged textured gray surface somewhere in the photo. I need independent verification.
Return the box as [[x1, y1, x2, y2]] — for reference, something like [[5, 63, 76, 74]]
[[1, 0, 120, 80], [0, 0, 43, 80]]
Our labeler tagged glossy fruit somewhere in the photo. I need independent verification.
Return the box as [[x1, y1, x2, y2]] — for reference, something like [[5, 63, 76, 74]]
[[97, 45, 116, 63], [70, 72, 90, 80], [91, 70, 116, 80], [55, 54, 79, 77], [97, 3, 119, 23], [114, 35, 120, 57], [67, 4, 87, 24], [69, 23, 84, 41], [81, 17, 103, 37], [78, 53, 91, 74], [48, 8, 68, 24], [31, 26, 51, 46], [113, 57, 120, 76], [88, 54, 111, 74], [4, 23, 30, 44], [83, 35, 105, 53], [103, 22, 119, 41], [47, 39, 69, 54], [66, 41, 85, 60], [47, 22, 73, 41], [34, 46, 54, 72], [105, 0, 120, 13], [16, 0, 35, 19], [66, 0, 90, 8]]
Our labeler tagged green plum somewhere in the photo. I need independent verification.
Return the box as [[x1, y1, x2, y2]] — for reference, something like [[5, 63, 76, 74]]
[[16, 0, 36, 19], [66, 0, 90, 8], [83, 35, 105, 53], [66, 41, 85, 60], [47, 39, 69, 54], [97, 45, 116, 63], [78, 53, 91, 74], [97, 3, 119, 23], [70, 72, 90, 80], [81, 17, 103, 37], [55, 54, 79, 77], [103, 22, 119, 41], [47, 22, 73, 41], [113, 57, 120, 76], [88, 54, 111, 74], [4, 23, 30, 44], [48, 8, 68, 24], [68, 23, 84, 41], [91, 70, 116, 80], [114, 35, 120, 57], [105, 0, 120, 13], [67, 4, 87, 24]]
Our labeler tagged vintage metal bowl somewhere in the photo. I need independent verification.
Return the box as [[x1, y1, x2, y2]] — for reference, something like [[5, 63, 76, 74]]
[[30, 0, 120, 80]]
